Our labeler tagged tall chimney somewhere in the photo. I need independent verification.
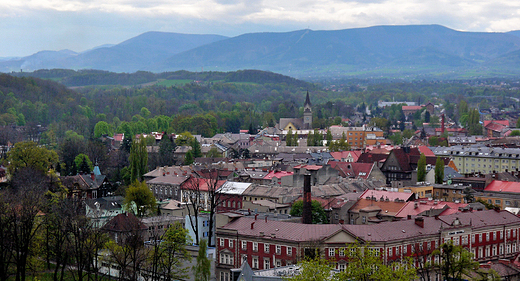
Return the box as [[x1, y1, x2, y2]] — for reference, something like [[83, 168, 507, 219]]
[[302, 174, 312, 224], [441, 114, 445, 135]]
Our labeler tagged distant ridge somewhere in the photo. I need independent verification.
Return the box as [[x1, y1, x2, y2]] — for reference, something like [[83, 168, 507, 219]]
[[3, 25, 520, 78]]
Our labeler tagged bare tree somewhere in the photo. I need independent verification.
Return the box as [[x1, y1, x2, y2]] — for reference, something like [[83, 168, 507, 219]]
[[0, 192, 14, 281], [9, 167, 48, 281], [183, 175, 205, 245], [410, 238, 439, 281], [204, 168, 227, 248]]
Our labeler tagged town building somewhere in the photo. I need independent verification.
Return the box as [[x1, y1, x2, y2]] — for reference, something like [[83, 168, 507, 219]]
[[216, 210, 520, 280], [431, 145, 520, 175]]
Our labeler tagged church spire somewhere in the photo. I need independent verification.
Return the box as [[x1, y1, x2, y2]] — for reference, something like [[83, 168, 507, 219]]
[[304, 90, 312, 107]]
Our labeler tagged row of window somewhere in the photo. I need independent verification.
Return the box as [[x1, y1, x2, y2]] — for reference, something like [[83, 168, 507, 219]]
[[220, 200, 241, 209], [473, 243, 518, 259], [219, 238, 293, 255]]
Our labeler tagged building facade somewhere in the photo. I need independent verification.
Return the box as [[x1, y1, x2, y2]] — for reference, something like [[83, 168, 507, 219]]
[[431, 146, 520, 175], [216, 210, 520, 281]]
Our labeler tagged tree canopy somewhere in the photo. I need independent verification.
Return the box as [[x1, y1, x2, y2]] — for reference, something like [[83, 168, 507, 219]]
[[7, 141, 59, 175], [290, 200, 328, 224], [124, 180, 156, 217]]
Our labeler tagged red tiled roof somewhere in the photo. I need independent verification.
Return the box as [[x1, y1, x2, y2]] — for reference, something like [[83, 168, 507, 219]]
[[264, 171, 294, 180], [484, 180, 520, 193], [417, 146, 435, 157], [349, 198, 406, 216], [330, 162, 373, 179], [329, 151, 362, 162], [484, 120, 510, 127], [402, 106, 423, 111], [359, 189, 414, 202], [113, 133, 124, 142], [485, 122, 508, 132], [395, 200, 468, 218], [181, 177, 226, 192]]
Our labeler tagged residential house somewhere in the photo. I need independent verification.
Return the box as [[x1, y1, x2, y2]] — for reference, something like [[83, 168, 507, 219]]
[[329, 162, 386, 182], [60, 167, 110, 199], [102, 213, 148, 244], [141, 215, 185, 242], [85, 196, 124, 228]]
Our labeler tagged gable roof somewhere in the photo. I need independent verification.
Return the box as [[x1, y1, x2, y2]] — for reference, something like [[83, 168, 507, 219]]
[[329, 162, 374, 179], [102, 212, 147, 232]]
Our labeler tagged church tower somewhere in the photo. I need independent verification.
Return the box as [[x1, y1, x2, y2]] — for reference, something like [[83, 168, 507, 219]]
[[303, 91, 312, 129]]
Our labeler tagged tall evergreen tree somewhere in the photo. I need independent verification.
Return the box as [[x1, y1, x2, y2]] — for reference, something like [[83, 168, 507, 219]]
[[129, 138, 148, 182], [417, 153, 426, 183], [435, 156, 445, 184], [184, 150, 194, 165], [191, 138, 202, 159], [193, 239, 211, 281]]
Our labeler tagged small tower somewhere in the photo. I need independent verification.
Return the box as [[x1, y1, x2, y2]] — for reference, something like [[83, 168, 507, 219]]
[[303, 91, 312, 129]]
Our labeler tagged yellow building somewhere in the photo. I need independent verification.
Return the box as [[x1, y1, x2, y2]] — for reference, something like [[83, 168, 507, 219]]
[[398, 185, 434, 199], [431, 146, 520, 175]]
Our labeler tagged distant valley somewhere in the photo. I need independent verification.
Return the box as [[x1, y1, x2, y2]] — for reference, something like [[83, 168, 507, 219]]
[[3, 25, 520, 79]]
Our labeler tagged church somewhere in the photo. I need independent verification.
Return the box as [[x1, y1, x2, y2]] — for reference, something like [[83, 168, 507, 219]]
[[277, 91, 313, 131]]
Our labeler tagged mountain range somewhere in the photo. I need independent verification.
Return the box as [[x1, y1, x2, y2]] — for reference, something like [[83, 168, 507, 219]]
[[3, 25, 520, 78]]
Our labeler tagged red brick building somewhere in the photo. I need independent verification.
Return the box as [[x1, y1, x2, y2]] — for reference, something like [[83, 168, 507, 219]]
[[216, 210, 520, 281]]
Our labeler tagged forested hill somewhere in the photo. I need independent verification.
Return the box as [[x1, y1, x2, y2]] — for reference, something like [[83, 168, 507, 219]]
[[0, 74, 81, 125], [0, 70, 322, 140], [10, 69, 310, 88]]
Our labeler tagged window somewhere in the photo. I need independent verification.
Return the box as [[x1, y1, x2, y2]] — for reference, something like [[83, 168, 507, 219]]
[[479, 233, 483, 243], [264, 258, 270, 269], [329, 248, 335, 257], [339, 249, 345, 257], [396, 246, 400, 255], [486, 232, 490, 241], [276, 259, 281, 267], [220, 272, 229, 281], [388, 248, 392, 257], [242, 241, 247, 250], [493, 232, 497, 240], [252, 257, 258, 269], [287, 247, 292, 256], [229, 239, 233, 248], [495, 200, 501, 205], [403, 245, 407, 254], [264, 243, 269, 253], [472, 234, 476, 243], [253, 242, 258, 252], [220, 239, 224, 247], [276, 245, 281, 254], [338, 263, 346, 272]]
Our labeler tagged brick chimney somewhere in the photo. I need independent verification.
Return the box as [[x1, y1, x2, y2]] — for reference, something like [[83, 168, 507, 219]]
[[415, 217, 424, 228], [302, 174, 312, 224], [441, 114, 445, 135]]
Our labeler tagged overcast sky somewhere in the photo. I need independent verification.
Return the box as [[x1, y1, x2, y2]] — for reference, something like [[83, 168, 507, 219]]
[[1, 0, 520, 57]]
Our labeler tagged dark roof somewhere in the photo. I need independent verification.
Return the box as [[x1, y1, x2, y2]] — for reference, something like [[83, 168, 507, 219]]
[[102, 213, 147, 233]]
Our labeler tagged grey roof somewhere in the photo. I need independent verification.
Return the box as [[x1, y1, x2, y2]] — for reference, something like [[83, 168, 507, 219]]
[[278, 118, 304, 130], [431, 145, 520, 159], [85, 196, 124, 211]]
